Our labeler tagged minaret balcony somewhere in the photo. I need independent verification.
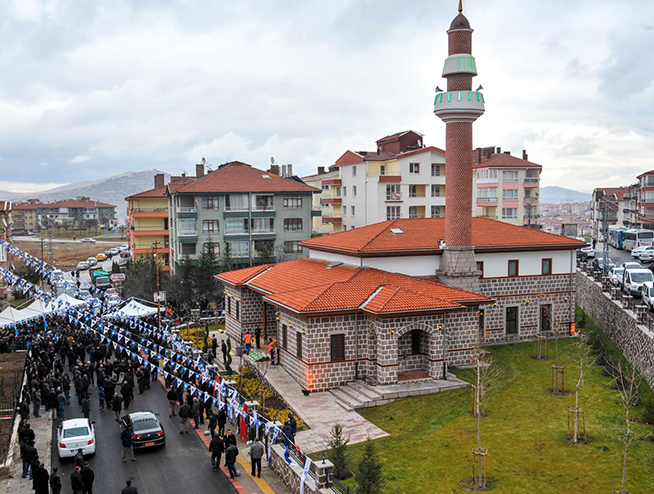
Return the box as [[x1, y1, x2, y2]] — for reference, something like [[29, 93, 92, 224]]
[[433, 90, 485, 123], [442, 54, 478, 76]]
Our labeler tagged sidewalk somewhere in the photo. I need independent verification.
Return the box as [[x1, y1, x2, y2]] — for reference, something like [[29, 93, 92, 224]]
[[0, 411, 53, 494]]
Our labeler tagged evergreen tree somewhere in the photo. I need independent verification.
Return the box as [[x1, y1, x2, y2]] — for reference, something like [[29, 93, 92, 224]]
[[327, 424, 350, 480], [123, 255, 167, 301], [111, 261, 121, 274], [193, 239, 220, 300], [355, 439, 384, 494]]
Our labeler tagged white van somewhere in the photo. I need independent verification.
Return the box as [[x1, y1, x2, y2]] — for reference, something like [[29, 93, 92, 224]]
[[623, 268, 654, 296], [640, 282, 654, 310]]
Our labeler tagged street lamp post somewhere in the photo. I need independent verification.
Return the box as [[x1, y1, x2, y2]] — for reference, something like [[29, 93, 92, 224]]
[[152, 241, 162, 330]]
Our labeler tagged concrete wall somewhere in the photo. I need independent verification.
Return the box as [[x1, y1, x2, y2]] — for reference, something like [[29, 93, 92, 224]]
[[576, 270, 654, 389]]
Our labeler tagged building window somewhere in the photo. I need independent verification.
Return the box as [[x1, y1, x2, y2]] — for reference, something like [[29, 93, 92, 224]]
[[330, 334, 345, 362], [322, 184, 329, 191], [178, 218, 196, 235], [476, 261, 484, 277], [254, 195, 274, 210], [380, 165, 386, 176], [409, 185, 418, 198], [283, 197, 303, 209], [502, 189, 518, 200], [542, 258, 552, 275], [508, 260, 519, 277], [202, 197, 218, 210], [226, 240, 250, 258], [352, 186, 357, 197], [505, 306, 519, 335], [282, 325, 288, 348], [409, 163, 420, 174], [431, 206, 442, 218], [336, 187, 341, 198], [202, 220, 219, 233], [386, 184, 400, 201], [431, 163, 441, 176], [180, 243, 196, 255], [502, 170, 518, 182], [540, 304, 552, 332], [284, 241, 302, 253], [409, 206, 418, 218], [478, 308, 485, 333], [235, 300, 240, 320], [297, 332, 303, 359], [386, 206, 401, 220], [284, 218, 303, 231], [352, 166, 357, 177], [351, 206, 355, 216], [226, 193, 249, 210], [431, 185, 441, 197], [411, 330, 421, 354], [203, 243, 220, 255], [502, 208, 518, 219], [227, 296, 231, 315], [343, 187, 347, 197], [225, 218, 249, 234]]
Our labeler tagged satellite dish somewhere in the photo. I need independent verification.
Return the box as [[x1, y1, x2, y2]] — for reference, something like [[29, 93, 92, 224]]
[[270, 157, 275, 165], [201, 157, 206, 165]]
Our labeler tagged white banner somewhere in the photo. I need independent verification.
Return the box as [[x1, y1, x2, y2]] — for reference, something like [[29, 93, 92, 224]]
[[300, 457, 312, 494]]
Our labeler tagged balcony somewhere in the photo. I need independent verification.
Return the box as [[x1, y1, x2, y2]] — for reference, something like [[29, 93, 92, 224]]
[[176, 207, 197, 217], [524, 178, 539, 188], [322, 179, 342, 186], [322, 215, 342, 223], [367, 170, 401, 177], [385, 192, 403, 202], [476, 197, 498, 205], [178, 230, 197, 238], [322, 196, 342, 205]]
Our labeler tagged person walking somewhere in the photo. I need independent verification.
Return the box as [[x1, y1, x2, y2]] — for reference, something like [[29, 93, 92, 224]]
[[217, 407, 227, 437], [268, 338, 276, 365], [225, 442, 239, 479], [250, 438, 264, 478], [167, 387, 178, 417], [98, 387, 105, 411], [31, 388, 42, 417], [81, 462, 95, 494], [209, 434, 224, 471], [112, 393, 123, 422], [211, 337, 217, 359], [178, 401, 191, 434], [81, 396, 91, 420], [121, 381, 133, 409], [244, 331, 252, 355], [33, 461, 49, 494], [255, 327, 261, 349], [58, 389, 67, 420], [288, 413, 297, 442], [121, 480, 138, 494], [221, 340, 227, 366], [50, 466, 62, 494], [120, 425, 136, 462], [71, 466, 84, 494]]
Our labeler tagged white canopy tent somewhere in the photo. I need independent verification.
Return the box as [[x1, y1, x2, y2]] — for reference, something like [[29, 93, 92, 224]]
[[21, 299, 55, 317], [116, 300, 158, 319], [55, 293, 87, 308], [0, 306, 30, 326]]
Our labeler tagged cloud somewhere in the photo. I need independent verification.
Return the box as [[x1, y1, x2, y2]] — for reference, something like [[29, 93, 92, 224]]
[[0, 181, 67, 193], [70, 155, 91, 164]]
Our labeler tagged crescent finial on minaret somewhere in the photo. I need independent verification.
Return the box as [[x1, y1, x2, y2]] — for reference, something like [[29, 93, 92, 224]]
[[458, 0, 463, 14]]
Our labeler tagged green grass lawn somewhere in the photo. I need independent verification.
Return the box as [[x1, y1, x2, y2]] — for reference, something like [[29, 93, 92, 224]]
[[334, 334, 654, 493]]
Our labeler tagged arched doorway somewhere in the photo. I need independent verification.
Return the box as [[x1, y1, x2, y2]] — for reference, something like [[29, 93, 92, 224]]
[[395, 322, 446, 382]]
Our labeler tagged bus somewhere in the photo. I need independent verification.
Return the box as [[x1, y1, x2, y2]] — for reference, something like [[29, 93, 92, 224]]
[[622, 229, 654, 252], [609, 226, 628, 250]]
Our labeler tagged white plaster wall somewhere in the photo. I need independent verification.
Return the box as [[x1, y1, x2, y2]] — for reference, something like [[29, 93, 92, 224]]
[[476, 250, 574, 278], [363, 255, 441, 276], [308, 249, 362, 267], [340, 163, 368, 230]]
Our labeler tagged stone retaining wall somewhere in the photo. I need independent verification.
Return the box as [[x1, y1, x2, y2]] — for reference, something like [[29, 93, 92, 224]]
[[269, 444, 332, 494], [576, 270, 654, 389]]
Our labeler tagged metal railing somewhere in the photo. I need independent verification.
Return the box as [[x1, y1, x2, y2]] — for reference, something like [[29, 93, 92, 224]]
[[367, 170, 401, 177], [385, 193, 402, 201], [176, 207, 197, 213], [131, 208, 168, 213], [476, 197, 498, 204], [178, 230, 197, 237], [524, 178, 539, 183]]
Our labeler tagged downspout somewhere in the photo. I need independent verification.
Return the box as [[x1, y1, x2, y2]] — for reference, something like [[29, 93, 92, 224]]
[[355, 312, 360, 379], [569, 249, 574, 331], [442, 313, 447, 380], [248, 192, 253, 266]]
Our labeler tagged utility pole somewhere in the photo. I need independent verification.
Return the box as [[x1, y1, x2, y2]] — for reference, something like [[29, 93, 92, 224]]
[[40, 237, 45, 290], [152, 241, 162, 330], [602, 198, 610, 276]]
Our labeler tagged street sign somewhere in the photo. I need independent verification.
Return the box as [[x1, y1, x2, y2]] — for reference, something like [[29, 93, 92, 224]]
[[110, 273, 126, 282], [154, 291, 166, 302]]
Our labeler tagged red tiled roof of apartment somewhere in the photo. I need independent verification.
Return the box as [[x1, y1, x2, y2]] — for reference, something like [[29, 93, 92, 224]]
[[637, 170, 654, 179], [176, 162, 318, 194], [168, 177, 197, 192], [12, 203, 40, 210], [301, 217, 586, 255], [473, 152, 542, 170], [126, 185, 168, 200], [397, 145, 446, 158], [335, 146, 445, 167], [40, 199, 115, 208], [0, 201, 10, 212], [216, 258, 490, 315]]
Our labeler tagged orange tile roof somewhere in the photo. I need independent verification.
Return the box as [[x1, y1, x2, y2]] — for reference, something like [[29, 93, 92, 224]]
[[176, 162, 319, 194], [216, 258, 490, 315], [474, 152, 542, 170], [0, 201, 10, 212], [41, 199, 115, 208], [126, 185, 168, 200], [301, 217, 586, 255]]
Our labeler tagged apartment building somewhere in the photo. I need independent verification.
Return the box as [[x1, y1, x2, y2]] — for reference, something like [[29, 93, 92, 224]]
[[302, 167, 341, 233], [11, 200, 40, 235], [473, 147, 542, 228], [590, 187, 629, 240], [637, 170, 654, 229], [167, 162, 319, 273]]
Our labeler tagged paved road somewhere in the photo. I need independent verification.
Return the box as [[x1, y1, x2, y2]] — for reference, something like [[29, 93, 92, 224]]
[[12, 235, 124, 245], [51, 373, 235, 494]]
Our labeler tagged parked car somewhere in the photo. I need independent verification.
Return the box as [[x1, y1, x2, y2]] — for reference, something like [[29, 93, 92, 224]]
[[609, 267, 625, 287], [641, 282, 654, 310], [638, 246, 654, 262], [121, 412, 165, 449], [631, 245, 649, 258], [592, 257, 615, 272], [120, 244, 129, 251], [622, 261, 642, 270], [57, 418, 96, 459], [86, 257, 98, 267], [579, 246, 595, 259], [120, 251, 130, 258], [76, 261, 90, 271], [623, 268, 654, 296], [76, 289, 92, 301], [104, 250, 113, 258], [110, 247, 120, 256], [80, 237, 96, 244], [105, 287, 119, 297], [51, 269, 64, 280], [96, 253, 107, 261]]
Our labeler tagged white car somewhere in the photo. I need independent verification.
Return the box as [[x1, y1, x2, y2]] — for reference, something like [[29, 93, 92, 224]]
[[80, 237, 96, 244], [609, 267, 625, 287], [76, 261, 90, 270], [106, 295, 122, 307], [57, 418, 96, 458], [641, 282, 654, 310], [580, 246, 595, 258], [110, 247, 120, 256], [622, 261, 642, 270], [631, 246, 649, 258], [623, 268, 654, 296], [86, 257, 98, 267], [638, 246, 654, 262]]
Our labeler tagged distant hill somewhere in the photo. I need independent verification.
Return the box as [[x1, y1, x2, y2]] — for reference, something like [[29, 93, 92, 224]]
[[540, 186, 590, 204], [1, 170, 170, 219]]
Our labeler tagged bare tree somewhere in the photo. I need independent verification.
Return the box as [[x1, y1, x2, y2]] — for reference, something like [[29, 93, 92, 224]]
[[568, 332, 594, 443]]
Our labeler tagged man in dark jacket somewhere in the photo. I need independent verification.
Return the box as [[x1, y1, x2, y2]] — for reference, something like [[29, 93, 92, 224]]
[[21, 439, 36, 479], [121, 480, 138, 494], [121, 381, 133, 409], [50, 466, 63, 494], [71, 466, 84, 494], [178, 402, 191, 434], [288, 414, 297, 441], [81, 462, 95, 494], [225, 443, 239, 479], [121, 425, 136, 462], [33, 461, 49, 494], [112, 393, 123, 422], [81, 396, 91, 419], [250, 438, 264, 478], [74, 448, 85, 468], [167, 387, 177, 417], [221, 340, 227, 365], [217, 407, 227, 436], [209, 434, 224, 471]]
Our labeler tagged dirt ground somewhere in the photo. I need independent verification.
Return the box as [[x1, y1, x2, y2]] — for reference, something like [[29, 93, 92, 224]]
[[13, 240, 123, 271], [0, 352, 26, 464]]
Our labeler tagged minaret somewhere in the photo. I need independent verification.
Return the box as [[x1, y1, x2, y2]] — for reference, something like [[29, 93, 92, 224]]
[[434, 1, 485, 291]]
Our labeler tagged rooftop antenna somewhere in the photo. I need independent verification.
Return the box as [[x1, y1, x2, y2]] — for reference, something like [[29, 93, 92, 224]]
[[201, 157, 206, 165], [271, 157, 275, 165]]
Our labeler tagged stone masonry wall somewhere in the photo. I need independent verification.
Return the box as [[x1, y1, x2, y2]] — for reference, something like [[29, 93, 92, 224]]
[[479, 274, 576, 345], [576, 270, 654, 389]]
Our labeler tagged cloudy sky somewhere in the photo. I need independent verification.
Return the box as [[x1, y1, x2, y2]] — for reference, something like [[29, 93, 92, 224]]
[[0, 0, 652, 193]]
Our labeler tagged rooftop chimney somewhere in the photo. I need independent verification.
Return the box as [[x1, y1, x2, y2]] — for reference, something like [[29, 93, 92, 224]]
[[154, 173, 165, 188], [287, 164, 293, 177], [282, 164, 287, 177], [318, 166, 325, 175], [504, 151, 510, 155], [269, 164, 280, 176], [496, 147, 501, 154], [522, 150, 528, 161], [196, 163, 205, 178]]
